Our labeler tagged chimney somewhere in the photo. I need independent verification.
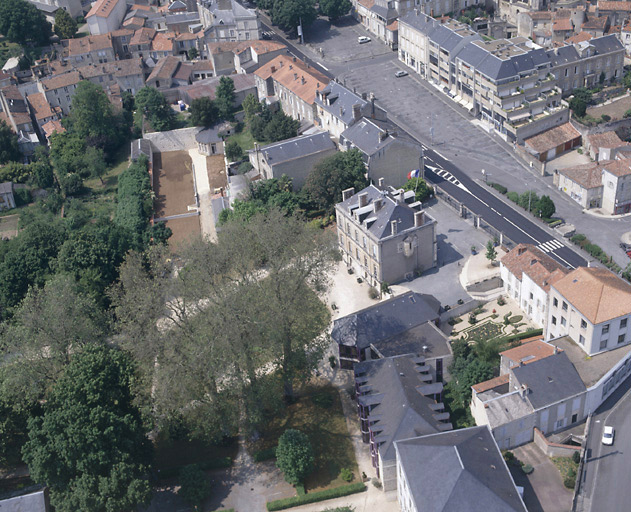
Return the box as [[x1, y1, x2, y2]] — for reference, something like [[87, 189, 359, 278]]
[[358, 192, 368, 207], [518, 246, 527, 255], [342, 187, 355, 201], [352, 103, 361, 122], [378, 177, 385, 188], [293, 73, 297, 80], [301, 76, 305, 84], [292, 56, 296, 62], [554, 345, 558, 354], [414, 211, 424, 227], [379, 130, 389, 142], [271, 65, 276, 73], [373, 198, 383, 212], [362, 92, 367, 100], [340, 106, 344, 116], [280, 60, 283, 67], [391, 220, 398, 236], [520, 384, 528, 398]]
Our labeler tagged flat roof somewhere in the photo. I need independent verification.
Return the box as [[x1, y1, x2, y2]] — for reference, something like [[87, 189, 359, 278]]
[[547, 335, 631, 387]]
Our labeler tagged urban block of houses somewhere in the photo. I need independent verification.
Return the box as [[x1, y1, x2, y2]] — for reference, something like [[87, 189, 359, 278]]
[[555, 158, 631, 213], [332, 291, 446, 370], [354, 354, 452, 491], [26, 92, 61, 131], [0, 85, 39, 155], [206, 40, 287, 75], [179, 72, 255, 106], [586, 130, 629, 161], [146, 56, 192, 90], [198, 0, 260, 43], [546, 266, 631, 354], [65, 34, 116, 67], [86, 0, 127, 35], [254, 55, 330, 126], [500, 243, 570, 328], [41, 70, 82, 116], [27, 0, 82, 19], [398, 11, 624, 142], [247, 131, 336, 190], [395, 425, 528, 512], [471, 333, 631, 449], [339, 118, 422, 186], [314, 81, 385, 141], [335, 184, 437, 287]]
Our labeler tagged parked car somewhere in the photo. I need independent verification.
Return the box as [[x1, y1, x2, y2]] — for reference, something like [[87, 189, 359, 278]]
[[394, 70, 408, 78], [602, 425, 615, 446], [358, 36, 371, 44]]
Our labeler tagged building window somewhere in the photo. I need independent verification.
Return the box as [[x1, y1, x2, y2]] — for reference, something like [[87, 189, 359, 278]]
[[372, 245, 377, 258], [581, 319, 587, 329], [603, 324, 610, 335], [553, 298, 558, 307], [530, 292, 534, 300], [600, 339, 608, 350], [552, 316, 557, 325], [621, 318, 628, 329], [619, 334, 626, 345], [579, 334, 585, 345], [355, 247, 359, 258], [363, 236, 367, 248], [562, 301, 568, 311], [561, 317, 566, 326]]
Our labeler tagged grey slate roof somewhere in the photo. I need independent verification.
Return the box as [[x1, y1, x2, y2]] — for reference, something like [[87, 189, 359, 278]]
[[355, 355, 451, 462], [253, 132, 335, 166], [0, 489, 49, 512], [332, 291, 441, 349], [395, 426, 527, 512], [589, 33, 624, 53], [372, 321, 451, 359], [370, 4, 397, 21], [314, 82, 367, 126], [336, 184, 430, 240], [340, 118, 393, 156], [0, 182, 13, 195], [512, 351, 586, 410]]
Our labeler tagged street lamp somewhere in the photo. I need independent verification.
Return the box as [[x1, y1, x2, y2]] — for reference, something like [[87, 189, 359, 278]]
[[481, 169, 487, 183]]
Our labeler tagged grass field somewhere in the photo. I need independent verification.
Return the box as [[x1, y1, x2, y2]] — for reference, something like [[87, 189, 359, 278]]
[[0, 214, 19, 239], [250, 383, 358, 492], [228, 127, 256, 151], [0, 37, 21, 69]]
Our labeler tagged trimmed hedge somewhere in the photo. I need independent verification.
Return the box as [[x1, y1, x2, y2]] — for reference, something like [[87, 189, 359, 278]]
[[507, 191, 519, 203], [498, 328, 543, 344], [266, 483, 366, 511], [490, 182, 507, 194]]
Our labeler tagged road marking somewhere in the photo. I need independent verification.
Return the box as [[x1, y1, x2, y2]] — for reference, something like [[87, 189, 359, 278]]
[[537, 239, 565, 253], [435, 150, 449, 161], [319, 64, 329, 71], [426, 165, 469, 194]]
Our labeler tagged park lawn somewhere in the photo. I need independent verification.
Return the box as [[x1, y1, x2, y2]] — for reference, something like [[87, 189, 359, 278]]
[[84, 144, 131, 193], [228, 126, 255, 151], [552, 456, 578, 480], [251, 383, 358, 493]]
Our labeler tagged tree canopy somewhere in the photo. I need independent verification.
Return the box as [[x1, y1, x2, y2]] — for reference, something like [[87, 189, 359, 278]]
[[189, 97, 218, 127], [22, 344, 152, 512], [271, 0, 317, 32], [0, 0, 52, 45], [54, 8, 77, 39], [402, 177, 433, 202], [275, 429, 314, 485], [319, 0, 351, 20], [0, 119, 20, 164], [250, 106, 299, 143], [135, 86, 176, 132], [302, 149, 368, 211], [215, 76, 235, 121], [535, 195, 556, 219]]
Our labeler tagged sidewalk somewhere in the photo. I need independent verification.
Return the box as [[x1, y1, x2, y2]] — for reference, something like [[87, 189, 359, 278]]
[[188, 148, 217, 242], [459, 249, 506, 289]]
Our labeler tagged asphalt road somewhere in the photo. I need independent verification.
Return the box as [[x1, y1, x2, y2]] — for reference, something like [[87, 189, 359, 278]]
[[255, 13, 587, 270], [579, 374, 631, 512]]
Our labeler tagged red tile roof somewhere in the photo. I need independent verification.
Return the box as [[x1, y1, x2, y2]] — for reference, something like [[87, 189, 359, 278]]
[[501, 243, 570, 291], [87, 0, 122, 18], [524, 123, 581, 155]]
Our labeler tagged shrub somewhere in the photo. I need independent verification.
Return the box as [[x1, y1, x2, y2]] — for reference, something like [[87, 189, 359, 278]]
[[507, 191, 519, 203], [179, 465, 211, 509], [491, 182, 507, 194], [572, 451, 581, 464], [329, 355, 337, 368], [276, 429, 314, 485], [497, 295, 506, 306], [254, 447, 277, 462], [601, 114, 611, 122], [503, 451, 515, 462], [625, 109, 631, 119], [266, 483, 366, 511], [570, 233, 587, 245], [522, 464, 534, 475], [339, 467, 353, 482], [13, 188, 32, 206], [371, 478, 382, 489], [564, 468, 577, 489], [295, 483, 305, 496], [380, 282, 390, 295], [368, 286, 379, 299]]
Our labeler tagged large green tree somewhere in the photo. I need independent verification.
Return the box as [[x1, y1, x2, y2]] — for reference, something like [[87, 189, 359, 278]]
[[69, 81, 122, 153], [275, 429, 314, 485], [189, 97, 218, 127], [53, 8, 77, 39], [135, 86, 176, 132], [0, 0, 52, 45], [0, 119, 20, 164], [242, 93, 262, 122], [302, 149, 368, 210], [271, 0, 317, 33], [319, 0, 351, 20], [22, 344, 152, 512], [402, 177, 433, 202], [215, 76, 235, 120]]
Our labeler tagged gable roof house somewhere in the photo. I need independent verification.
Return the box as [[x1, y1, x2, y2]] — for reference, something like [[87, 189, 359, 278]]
[[248, 131, 336, 190], [146, 56, 192, 90], [199, 0, 260, 43], [332, 291, 445, 369], [41, 71, 82, 115], [179, 72, 255, 106], [26, 92, 61, 130], [314, 81, 386, 141], [355, 355, 452, 491], [0, 85, 39, 155], [339, 118, 422, 186], [500, 244, 570, 328], [335, 184, 438, 288], [86, 0, 128, 35], [395, 426, 527, 512], [254, 55, 330, 127], [65, 34, 116, 67]]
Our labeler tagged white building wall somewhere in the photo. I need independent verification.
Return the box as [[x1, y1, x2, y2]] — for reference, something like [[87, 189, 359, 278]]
[[520, 272, 549, 328]]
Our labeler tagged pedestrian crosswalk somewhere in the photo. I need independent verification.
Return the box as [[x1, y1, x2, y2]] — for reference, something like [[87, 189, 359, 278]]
[[431, 168, 461, 187], [537, 239, 565, 253]]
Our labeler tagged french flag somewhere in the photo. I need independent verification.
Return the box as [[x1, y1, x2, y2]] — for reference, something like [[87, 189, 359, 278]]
[[407, 169, 421, 179]]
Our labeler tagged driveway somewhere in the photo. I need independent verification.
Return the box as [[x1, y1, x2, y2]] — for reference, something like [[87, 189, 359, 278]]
[[510, 443, 573, 512]]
